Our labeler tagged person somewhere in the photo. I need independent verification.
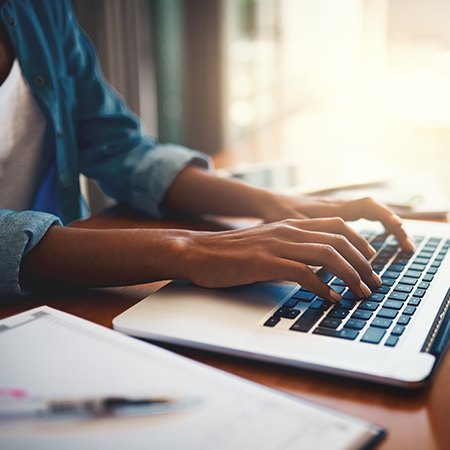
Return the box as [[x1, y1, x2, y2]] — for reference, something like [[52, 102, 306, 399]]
[[0, 0, 413, 302]]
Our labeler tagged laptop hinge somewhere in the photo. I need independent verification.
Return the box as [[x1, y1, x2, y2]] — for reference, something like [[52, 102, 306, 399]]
[[422, 286, 450, 356]]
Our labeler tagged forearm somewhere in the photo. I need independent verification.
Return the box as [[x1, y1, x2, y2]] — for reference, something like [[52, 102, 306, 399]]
[[163, 165, 278, 219], [19, 226, 191, 290]]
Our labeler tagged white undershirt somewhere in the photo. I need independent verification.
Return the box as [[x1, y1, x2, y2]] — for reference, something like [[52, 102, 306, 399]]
[[0, 59, 46, 211]]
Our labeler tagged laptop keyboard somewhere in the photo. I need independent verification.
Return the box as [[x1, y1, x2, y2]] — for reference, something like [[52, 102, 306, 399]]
[[263, 230, 450, 347]]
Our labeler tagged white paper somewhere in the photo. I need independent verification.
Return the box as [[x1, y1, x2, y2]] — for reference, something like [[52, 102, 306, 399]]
[[0, 307, 383, 450]]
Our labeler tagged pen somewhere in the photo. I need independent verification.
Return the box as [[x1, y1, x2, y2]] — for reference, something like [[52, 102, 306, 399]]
[[0, 395, 189, 420]]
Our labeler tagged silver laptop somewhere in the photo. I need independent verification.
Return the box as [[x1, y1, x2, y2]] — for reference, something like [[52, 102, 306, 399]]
[[113, 219, 450, 388]]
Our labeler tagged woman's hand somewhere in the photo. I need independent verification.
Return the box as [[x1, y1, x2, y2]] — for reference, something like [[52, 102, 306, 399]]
[[260, 193, 414, 252], [181, 217, 382, 303]]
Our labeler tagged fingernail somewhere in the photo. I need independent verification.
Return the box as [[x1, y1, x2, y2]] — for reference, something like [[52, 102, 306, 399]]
[[367, 244, 377, 257], [360, 281, 372, 298], [329, 288, 342, 302], [372, 272, 382, 286], [392, 214, 403, 225]]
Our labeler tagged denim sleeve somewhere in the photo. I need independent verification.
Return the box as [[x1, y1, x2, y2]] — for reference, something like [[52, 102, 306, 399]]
[[60, 4, 211, 217], [0, 210, 62, 297]]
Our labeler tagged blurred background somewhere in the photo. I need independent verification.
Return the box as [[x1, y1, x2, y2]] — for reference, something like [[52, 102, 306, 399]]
[[71, 0, 450, 215]]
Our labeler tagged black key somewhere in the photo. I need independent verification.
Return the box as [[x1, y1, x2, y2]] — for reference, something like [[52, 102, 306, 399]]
[[384, 300, 403, 310], [343, 291, 359, 300], [403, 306, 416, 315], [285, 309, 301, 319], [332, 278, 346, 286], [391, 325, 405, 336], [408, 297, 421, 307], [319, 318, 341, 329], [377, 308, 398, 319], [418, 281, 430, 290], [317, 268, 333, 283], [413, 289, 426, 298], [394, 284, 413, 294], [422, 273, 434, 282], [367, 293, 385, 302], [264, 316, 280, 327], [292, 291, 315, 302], [381, 278, 395, 286], [283, 298, 298, 308], [371, 318, 393, 329], [387, 264, 404, 272], [309, 299, 332, 311], [397, 315, 411, 326], [351, 310, 373, 320], [371, 285, 390, 294], [337, 299, 356, 310], [344, 319, 366, 330], [358, 301, 379, 311], [274, 307, 290, 317], [414, 257, 430, 265], [361, 327, 386, 344], [290, 310, 323, 332], [419, 250, 434, 257], [405, 270, 422, 278], [427, 267, 438, 275], [313, 327, 359, 340], [431, 260, 441, 268], [410, 263, 426, 272], [400, 277, 417, 286], [383, 271, 400, 279], [329, 284, 346, 294], [388, 292, 409, 301], [385, 335, 399, 347], [328, 308, 349, 319]]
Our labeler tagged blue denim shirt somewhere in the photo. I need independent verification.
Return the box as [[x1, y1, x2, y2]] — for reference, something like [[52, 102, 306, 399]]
[[0, 0, 210, 297]]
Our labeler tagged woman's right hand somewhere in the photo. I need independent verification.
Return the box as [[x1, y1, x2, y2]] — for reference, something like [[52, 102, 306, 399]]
[[181, 217, 382, 303]]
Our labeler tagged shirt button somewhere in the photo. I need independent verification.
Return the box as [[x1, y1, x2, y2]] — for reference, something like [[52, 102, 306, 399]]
[[62, 184, 69, 192], [33, 76, 45, 86], [57, 130, 64, 138], [9, 19, 16, 27]]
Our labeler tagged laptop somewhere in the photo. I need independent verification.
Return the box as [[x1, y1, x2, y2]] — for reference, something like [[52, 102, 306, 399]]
[[113, 219, 450, 388]]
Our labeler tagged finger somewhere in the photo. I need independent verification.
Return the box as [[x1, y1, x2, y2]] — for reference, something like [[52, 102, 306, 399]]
[[339, 197, 414, 252], [285, 217, 377, 259], [276, 242, 372, 299]]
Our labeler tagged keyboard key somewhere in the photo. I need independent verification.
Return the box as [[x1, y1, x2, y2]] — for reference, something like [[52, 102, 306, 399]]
[[309, 299, 332, 311], [352, 310, 373, 320], [391, 325, 405, 336], [400, 277, 417, 285], [329, 284, 346, 294], [381, 278, 395, 287], [408, 297, 421, 307], [385, 335, 399, 347], [383, 271, 400, 279], [337, 299, 357, 309], [397, 315, 411, 326], [313, 327, 359, 340], [367, 293, 385, 302], [431, 260, 441, 268], [285, 309, 301, 319], [388, 292, 408, 301], [283, 298, 298, 308], [403, 306, 416, 315], [410, 263, 426, 272], [274, 307, 290, 317], [358, 301, 379, 311], [418, 281, 430, 290], [413, 289, 426, 298], [394, 284, 414, 294], [290, 310, 323, 332], [415, 257, 430, 265], [328, 308, 350, 319], [319, 318, 342, 329], [332, 278, 347, 286], [292, 291, 315, 302], [317, 269, 334, 283], [361, 327, 386, 344], [427, 267, 438, 275], [387, 264, 404, 272], [342, 291, 359, 300], [377, 308, 398, 319], [371, 285, 390, 294], [371, 318, 393, 329], [264, 316, 280, 327], [384, 300, 404, 310], [344, 319, 366, 330], [405, 270, 422, 278], [422, 273, 434, 282]]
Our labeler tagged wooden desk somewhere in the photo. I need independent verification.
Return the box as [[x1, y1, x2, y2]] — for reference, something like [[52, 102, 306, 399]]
[[0, 204, 449, 450]]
